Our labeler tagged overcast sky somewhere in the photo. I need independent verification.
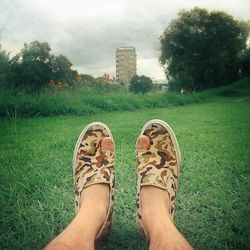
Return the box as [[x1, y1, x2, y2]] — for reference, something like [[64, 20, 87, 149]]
[[1, 0, 249, 79]]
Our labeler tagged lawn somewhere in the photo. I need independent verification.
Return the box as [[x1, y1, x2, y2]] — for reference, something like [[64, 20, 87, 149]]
[[0, 97, 250, 249]]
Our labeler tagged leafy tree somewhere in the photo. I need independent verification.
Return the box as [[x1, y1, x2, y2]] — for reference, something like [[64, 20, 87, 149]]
[[0, 45, 11, 86], [51, 54, 77, 84], [10, 41, 78, 90], [129, 75, 153, 94], [160, 8, 249, 92], [241, 48, 250, 76], [14, 41, 53, 90], [80, 74, 96, 85]]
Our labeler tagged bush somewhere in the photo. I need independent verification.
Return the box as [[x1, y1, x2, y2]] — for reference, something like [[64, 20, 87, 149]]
[[129, 75, 153, 94]]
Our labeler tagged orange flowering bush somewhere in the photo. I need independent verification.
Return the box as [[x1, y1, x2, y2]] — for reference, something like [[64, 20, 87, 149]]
[[49, 80, 55, 87], [103, 73, 110, 81], [57, 81, 62, 88]]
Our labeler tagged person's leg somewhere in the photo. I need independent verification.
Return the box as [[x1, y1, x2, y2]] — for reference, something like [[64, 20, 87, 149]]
[[45, 137, 114, 250], [140, 187, 192, 250], [137, 135, 193, 250]]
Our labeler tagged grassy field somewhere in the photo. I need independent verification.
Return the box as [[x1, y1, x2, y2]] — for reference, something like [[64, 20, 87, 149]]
[[0, 97, 250, 249]]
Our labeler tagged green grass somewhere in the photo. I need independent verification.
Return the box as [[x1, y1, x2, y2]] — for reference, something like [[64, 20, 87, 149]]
[[0, 97, 250, 249], [1, 77, 249, 118]]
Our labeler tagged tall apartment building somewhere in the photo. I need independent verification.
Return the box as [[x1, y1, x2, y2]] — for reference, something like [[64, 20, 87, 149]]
[[116, 47, 136, 86]]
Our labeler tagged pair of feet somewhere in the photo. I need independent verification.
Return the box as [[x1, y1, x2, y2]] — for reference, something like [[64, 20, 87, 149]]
[[46, 121, 193, 250]]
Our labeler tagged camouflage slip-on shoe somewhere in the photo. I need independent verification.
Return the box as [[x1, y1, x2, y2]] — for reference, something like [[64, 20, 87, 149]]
[[72, 122, 115, 242], [136, 119, 181, 238]]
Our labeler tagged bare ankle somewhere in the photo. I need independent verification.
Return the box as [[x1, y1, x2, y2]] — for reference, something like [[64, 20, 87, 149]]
[[149, 239, 170, 250], [45, 241, 72, 250], [148, 224, 193, 250], [139, 186, 172, 239], [46, 236, 95, 250], [145, 215, 173, 239]]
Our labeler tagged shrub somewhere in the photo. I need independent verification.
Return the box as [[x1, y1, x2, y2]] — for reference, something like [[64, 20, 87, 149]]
[[129, 75, 153, 94]]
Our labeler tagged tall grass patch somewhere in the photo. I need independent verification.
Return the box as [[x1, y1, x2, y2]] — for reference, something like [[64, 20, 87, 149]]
[[1, 77, 249, 118]]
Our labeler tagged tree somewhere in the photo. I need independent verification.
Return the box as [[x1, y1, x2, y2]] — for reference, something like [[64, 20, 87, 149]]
[[160, 8, 249, 92], [10, 41, 78, 90], [129, 75, 153, 94], [80, 74, 96, 85], [0, 45, 11, 86], [241, 48, 250, 76], [51, 54, 78, 84], [15, 41, 53, 90]]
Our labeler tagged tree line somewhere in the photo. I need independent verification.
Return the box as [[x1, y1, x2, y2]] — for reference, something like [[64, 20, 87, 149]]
[[0, 41, 82, 90], [0, 40, 154, 93], [1, 7, 249, 93]]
